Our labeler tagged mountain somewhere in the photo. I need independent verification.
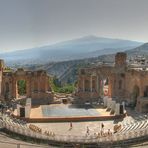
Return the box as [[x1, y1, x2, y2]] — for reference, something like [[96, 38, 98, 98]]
[[0, 35, 143, 65], [126, 43, 148, 57], [28, 42, 148, 85], [9, 42, 148, 85]]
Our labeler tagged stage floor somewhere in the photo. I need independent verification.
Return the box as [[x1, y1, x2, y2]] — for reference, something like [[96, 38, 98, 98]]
[[29, 104, 110, 118]]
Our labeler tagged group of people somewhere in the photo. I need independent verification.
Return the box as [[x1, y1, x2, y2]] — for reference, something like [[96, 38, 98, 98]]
[[44, 131, 55, 137], [85, 123, 113, 137], [93, 129, 113, 138], [29, 124, 56, 137], [29, 124, 42, 133], [28, 122, 115, 139]]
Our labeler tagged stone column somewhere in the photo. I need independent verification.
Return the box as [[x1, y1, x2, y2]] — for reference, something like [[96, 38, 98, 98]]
[[0, 71, 2, 96], [13, 79, 17, 99], [97, 76, 100, 97], [90, 76, 93, 101], [108, 78, 111, 97], [38, 77, 40, 92], [96, 76, 98, 93], [109, 75, 114, 97], [90, 76, 92, 92], [45, 76, 47, 92], [100, 79, 103, 97], [26, 79, 31, 98]]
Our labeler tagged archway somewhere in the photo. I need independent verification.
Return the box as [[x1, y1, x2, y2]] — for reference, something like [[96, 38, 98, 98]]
[[84, 80, 90, 92], [143, 85, 148, 97], [118, 80, 122, 90], [92, 79, 96, 92], [17, 80, 26, 99], [5, 82, 9, 99], [132, 85, 140, 107]]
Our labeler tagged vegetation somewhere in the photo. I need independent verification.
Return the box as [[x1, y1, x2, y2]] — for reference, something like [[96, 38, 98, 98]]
[[17, 80, 26, 95], [4, 67, 13, 72], [49, 76, 75, 93]]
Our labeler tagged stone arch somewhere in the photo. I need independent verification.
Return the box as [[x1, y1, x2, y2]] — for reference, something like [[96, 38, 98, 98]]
[[5, 82, 10, 99], [143, 85, 148, 97], [2, 68, 53, 105], [132, 85, 140, 107], [5, 82, 9, 93], [119, 80, 122, 89], [15, 77, 29, 99], [92, 79, 96, 92], [84, 80, 90, 91]]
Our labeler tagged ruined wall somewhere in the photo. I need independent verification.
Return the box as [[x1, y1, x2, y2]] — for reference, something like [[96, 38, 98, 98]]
[[0, 60, 4, 97], [1, 68, 53, 105], [76, 52, 148, 113], [115, 52, 127, 67], [76, 52, 128, 103]]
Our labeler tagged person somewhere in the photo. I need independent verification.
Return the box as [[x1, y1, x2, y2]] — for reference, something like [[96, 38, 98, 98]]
[[101, 123, 104, 129], [70, 122, 73, 129], [86, 126, 89, 135], [108, 129, 110, 135], [69, 122, 73, 130]]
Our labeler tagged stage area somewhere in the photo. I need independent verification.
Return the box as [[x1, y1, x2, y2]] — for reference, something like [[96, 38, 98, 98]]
[[30, 104, 110, 118]]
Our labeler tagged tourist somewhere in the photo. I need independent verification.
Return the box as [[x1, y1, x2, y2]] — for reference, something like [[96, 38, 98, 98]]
[[86, 126, 89, 135], [70, 122, 73, 129], [108, 129, 110, 135], [69, 122, 73, 130], [101, 123, 104, 129]]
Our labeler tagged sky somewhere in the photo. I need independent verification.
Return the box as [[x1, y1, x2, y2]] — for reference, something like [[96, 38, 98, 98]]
[[0, 0, 148, 52]]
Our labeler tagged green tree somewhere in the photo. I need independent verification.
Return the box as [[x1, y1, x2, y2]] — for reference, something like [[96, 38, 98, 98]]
[[17, 80, 26, 95], [49, 77, 75, 93]]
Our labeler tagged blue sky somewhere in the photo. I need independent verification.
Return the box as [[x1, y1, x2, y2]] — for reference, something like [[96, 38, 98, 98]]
[[0, 0, 148, 52]]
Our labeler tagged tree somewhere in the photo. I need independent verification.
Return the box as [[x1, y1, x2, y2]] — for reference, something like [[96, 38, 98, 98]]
[[17, 80, 26, 95]]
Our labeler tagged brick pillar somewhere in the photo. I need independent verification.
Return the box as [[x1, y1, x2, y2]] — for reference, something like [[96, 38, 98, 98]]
[[82, 78, 85, 92], [26, 79, 31, 98], [96, 75, 100, 97], [13, 79, 17, 99]]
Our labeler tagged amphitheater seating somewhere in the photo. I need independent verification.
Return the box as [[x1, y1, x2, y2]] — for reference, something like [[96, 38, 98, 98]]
[[0, 112, 148, 145], [117, 115, 148, 134]]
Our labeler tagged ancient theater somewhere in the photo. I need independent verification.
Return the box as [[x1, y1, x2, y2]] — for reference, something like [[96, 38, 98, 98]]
[[76, 52, 148, 113]]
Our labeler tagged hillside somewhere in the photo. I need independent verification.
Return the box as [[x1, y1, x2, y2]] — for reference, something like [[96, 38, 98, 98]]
[[1, 37, 147, 85], [0, 35, 143, 66], [24, 42, 148, 85], [126, 43, 148, 58], [17, 54, 115, 85]]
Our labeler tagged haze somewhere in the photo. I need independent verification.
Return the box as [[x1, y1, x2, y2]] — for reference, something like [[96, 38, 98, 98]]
[[0, 0, 148, 52]]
